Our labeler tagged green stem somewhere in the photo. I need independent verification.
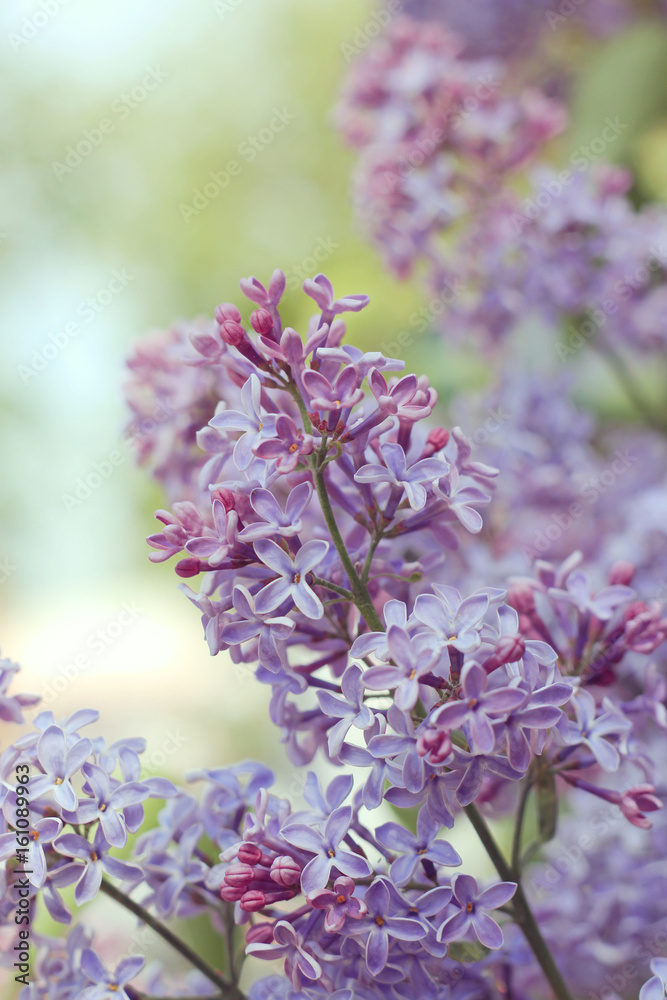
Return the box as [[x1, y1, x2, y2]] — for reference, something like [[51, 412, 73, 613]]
[[100, 880, 243, 999], [593, 342, 667, 434], [312, 576, 355, 601], [464, 804, 573, 1000], [511, 775, 534, 876], [310, 459, 384, 632], [289, 376, 384, 629], [361, 530, 384, 584]]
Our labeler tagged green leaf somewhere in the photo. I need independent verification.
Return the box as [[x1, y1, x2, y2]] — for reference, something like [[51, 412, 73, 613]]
[[536, 771, 558, 843], [448, 940, 491, 964]]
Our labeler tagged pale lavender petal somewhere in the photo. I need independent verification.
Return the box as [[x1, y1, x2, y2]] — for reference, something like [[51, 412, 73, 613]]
[[301, 853, 333, 894], [474, 911, 504, 949], [366, 926, 388, 975], [452, 874, 478, 905], [75, 863, 102, 905], [115, 955, 146, 985], [477, 882, 517, 909]]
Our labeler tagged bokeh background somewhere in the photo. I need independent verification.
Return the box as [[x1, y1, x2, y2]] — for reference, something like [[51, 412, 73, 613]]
[[2, 0, 667, 992]]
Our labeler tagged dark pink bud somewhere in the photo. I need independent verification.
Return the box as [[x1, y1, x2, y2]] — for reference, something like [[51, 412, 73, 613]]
[[619, 785, 663, 829], [494, 634, 525, 665], [220, 885, 245, 902], [175, 558, 201, 578], [416, 729, 452, 764], [224, 863, 255, 888], [426, 427, 450, 451], [508, 584, 536, 615], [609, 561, 635, 586], [237, 842, 263, 865], [214, 302, 242, 325], [219, 320, 246, 346], [250, 309, 274, 335], [246, 922, 275, 945], [240, 889, 267, 912], [270, 855, 302, 887], [211, 488, 236, 512], [623, 600, 648, 623], [623, 603, 667, 653]]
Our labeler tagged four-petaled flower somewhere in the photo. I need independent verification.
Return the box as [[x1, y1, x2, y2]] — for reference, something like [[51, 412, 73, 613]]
[[434, 465, 491, 534], [302, 273, 370, 324], [282, 805, 373, 893], [500, 679, 572, 772], [302, 366, 365, 414], [360, 877, 428, 974], [254, 538, 329, 619], [31, 726, 92, 812], [253, 414, 314, 472], [437, 874, 516, 949], [66, 762, 150, 848], [55, 825, 143, 905], [355, 442, 449, 511], [209, 374, 277, 469], [430, 661, 525, 754], [414, 585, 489, 653], [376, 806, 461, 886], [360, 625, 441, 710], [317, 663, 376, 756], [184, 498, 236, 567], [237, 483, 313, 542], [368, 369, 433, 420], [564, 689, 631, 771], [246, 919, 323, 989], [79, 949, 145, 1000], [221, 585, 295, 673], [548, 569, 634, 621], [308, 875, 368, 932], [0, 812, 62, 887]]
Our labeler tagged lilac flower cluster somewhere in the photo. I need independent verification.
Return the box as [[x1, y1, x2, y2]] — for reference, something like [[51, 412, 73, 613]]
[[401, 0, 635, 56], [337, 17, 566, 283], [448, 368, 667, 596], [337, 17, 667, 357], [125, 320, 239, 502], [1, 268, 665, 999], [451, 166, 667, 353]]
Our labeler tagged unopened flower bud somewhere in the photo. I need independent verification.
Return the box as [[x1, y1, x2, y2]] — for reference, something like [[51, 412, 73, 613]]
[[220, 884, 245, 902], [211, 488, 236, 512], [623, 600, 648, 623], [507, 584, 536, 615], [175, 558, 201, 578], [425, 427, 450, 454], [219, 320, 246, 346], [214, 302, 242, 325], [618, 785, 663, 829], [240, 889, 267, 912], [237, 843, 263, 865], [224, 863, 255, 888], [609, 561, 635, 586], [416, 729, 452, 764], [270, 855, 302, 887], [251, 309, 274, 335], [246, 922, 275, 945], [493, 634, 525, 665]]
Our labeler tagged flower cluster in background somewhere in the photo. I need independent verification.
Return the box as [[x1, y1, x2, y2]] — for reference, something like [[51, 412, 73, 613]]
[[337, 15, 667, 355]]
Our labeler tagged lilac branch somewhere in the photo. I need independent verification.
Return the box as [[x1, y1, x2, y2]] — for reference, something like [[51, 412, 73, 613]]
[[99, 879, 244, 999]]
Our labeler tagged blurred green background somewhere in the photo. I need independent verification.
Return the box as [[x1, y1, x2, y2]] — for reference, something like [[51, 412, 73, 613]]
[[1, 0, 667, 991]]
